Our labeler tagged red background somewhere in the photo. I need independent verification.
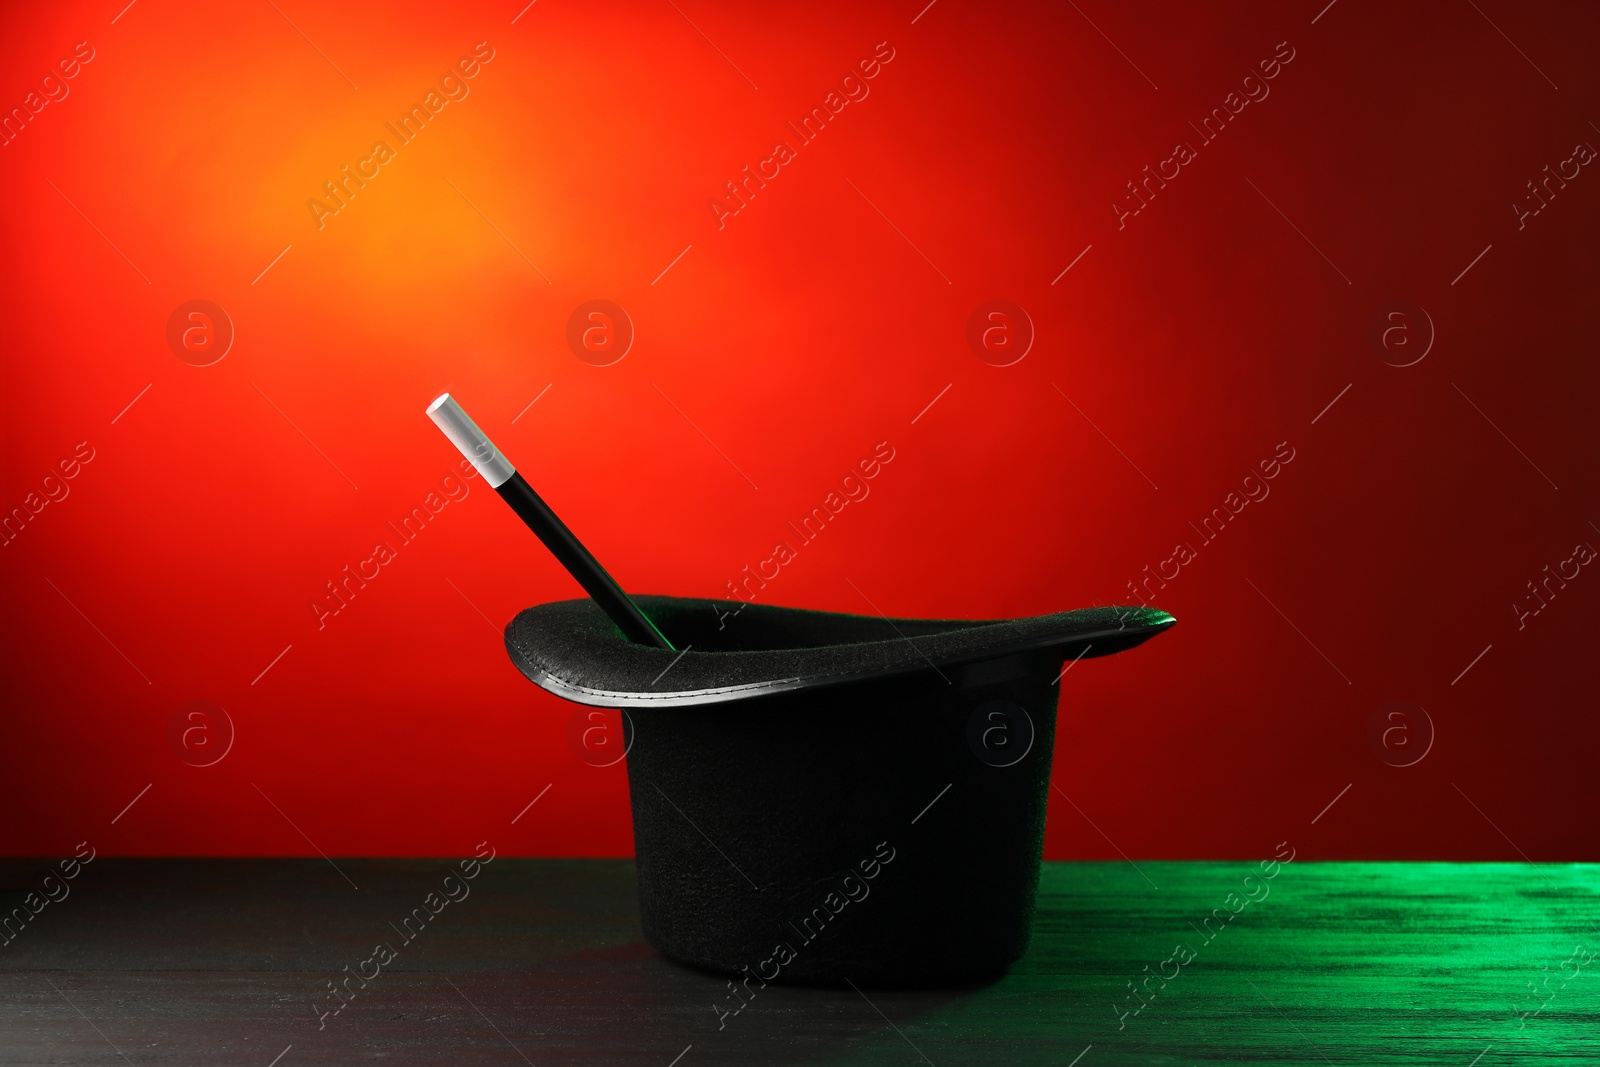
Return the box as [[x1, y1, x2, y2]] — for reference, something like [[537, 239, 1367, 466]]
[[2, 0, 1596, 862]]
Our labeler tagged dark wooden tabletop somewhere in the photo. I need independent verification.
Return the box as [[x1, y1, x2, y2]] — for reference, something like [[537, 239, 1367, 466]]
[[2, 858, 1596, 1065]]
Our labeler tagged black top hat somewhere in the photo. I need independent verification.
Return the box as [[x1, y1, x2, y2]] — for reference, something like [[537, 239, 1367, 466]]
[[506, 596, 1174, 985], [425, 390, 1178, 986]]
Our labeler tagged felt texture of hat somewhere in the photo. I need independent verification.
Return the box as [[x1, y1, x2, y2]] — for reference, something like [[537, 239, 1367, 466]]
[[504, 596, 1176, 708]]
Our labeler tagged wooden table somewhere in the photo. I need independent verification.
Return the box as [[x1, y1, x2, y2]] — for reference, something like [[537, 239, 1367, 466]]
[[2, 859, 1596, 1065]]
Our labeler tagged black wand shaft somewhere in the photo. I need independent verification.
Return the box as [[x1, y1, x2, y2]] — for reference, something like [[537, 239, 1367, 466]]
[[494, 471, 674, 649], [427, 392, 675, 651]]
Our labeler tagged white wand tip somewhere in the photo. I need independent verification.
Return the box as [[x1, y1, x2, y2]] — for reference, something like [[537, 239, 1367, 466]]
[[426, 392, 516, 488]]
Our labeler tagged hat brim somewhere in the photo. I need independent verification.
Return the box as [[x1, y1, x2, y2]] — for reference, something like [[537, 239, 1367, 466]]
[[505, 597, 1175, 708]]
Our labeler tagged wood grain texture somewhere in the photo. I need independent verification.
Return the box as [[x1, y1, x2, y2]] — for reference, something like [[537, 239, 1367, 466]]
[[1, 859, 1595, 1065]]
